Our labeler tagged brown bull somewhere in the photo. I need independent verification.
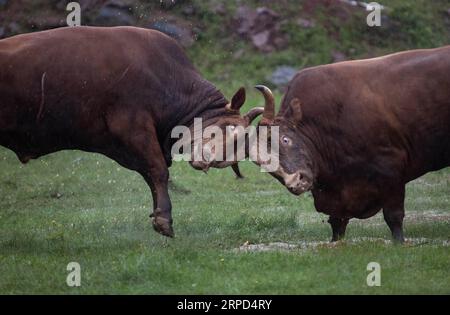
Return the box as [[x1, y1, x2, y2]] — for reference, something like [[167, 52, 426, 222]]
[[255, 46, 450, 242], [0, 26, 263, 237]]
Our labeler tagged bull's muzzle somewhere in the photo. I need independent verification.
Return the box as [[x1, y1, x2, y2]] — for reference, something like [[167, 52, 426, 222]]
[[281, 170, 313, 195], [189, 142, 215, 173]]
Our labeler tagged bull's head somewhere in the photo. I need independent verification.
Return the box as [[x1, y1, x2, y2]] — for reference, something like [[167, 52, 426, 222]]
[[254, 85, 315, 195], [189, 87, 264, 172]]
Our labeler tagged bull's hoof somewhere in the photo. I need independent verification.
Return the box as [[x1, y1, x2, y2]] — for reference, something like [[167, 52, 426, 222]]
[[392, 231, 405, 244], [392, 237, 405, 245], [152, 215, 174, 238]]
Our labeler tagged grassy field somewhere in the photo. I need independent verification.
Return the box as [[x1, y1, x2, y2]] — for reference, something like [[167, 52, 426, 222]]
[[0, 0, 449, 295], [0, 144, 448, 294]]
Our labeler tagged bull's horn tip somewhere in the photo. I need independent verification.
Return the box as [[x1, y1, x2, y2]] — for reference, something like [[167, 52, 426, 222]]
[[254, 85, 265, 91]]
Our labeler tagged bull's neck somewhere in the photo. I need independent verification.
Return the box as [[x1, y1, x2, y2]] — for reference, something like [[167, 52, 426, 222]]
[[184, 101, 229, 130], [301, 126, 334, 185], [298, 123, 338, 185], [160, 82, 228, 165]]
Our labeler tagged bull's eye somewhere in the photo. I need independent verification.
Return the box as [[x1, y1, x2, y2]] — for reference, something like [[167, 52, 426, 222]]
[[281, 135, 291, 146], [229, 125, 236, 131]]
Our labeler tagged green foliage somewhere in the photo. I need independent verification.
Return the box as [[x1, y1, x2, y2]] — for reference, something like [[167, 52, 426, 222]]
[[0, 148, 449, 294], [183, 0, 450, 93]]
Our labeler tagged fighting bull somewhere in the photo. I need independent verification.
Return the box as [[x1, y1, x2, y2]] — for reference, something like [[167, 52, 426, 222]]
[[0, 26, 263, 237]]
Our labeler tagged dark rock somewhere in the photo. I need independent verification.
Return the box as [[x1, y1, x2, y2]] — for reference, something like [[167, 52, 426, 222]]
[[380, 14, 391, 28], [297, 18, 315, 28], [50, 192, 63, 199], [234, 6, 287, 53], [56, 0, 98, 11], [233, 48, 245, 59], [268, 66, 297, 87], [272, 35, 288, 48], [96, 8, 134, 26], [182, 5, 196, 16], [211, 3, 226, 15], [332, 50, 347, 62], [160, 0, 179, 9], [55, 0, 67, 10], [149, 19, 194, 47], [236, 6, 280, 36], [339, 0, 358, 6], [0, 27, 5, 38], [251, 31, 270, 50], [447, 8, 450, 16], [7, 22, 21, 35], [28, 17, 66, 30], [235, 6, 255, 36], [95, 0, 135, 26], [107, 0, 133, 10]]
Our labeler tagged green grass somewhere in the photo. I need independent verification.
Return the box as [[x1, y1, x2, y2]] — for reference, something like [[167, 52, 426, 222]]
[[1, 0, 449, 295], [0, 146, 448, 294]]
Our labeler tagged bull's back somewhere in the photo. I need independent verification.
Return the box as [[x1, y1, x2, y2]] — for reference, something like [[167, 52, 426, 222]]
[[288, 46, 450, 182], [0, 26, 191, 116], [0, 26, 192, 158], [347, 46, 450, 178]]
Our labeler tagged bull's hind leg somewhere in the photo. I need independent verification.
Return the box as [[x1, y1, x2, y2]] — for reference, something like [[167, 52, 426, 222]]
[[382, 186, 405, 243], [328, 217, 349, 242]]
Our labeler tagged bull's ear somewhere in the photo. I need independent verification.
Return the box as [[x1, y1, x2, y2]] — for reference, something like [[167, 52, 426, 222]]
[[287, 98, 303, 122], [230, 87, 246, 111]]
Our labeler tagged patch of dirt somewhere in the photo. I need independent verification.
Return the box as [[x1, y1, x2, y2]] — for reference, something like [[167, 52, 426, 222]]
[[407, 211, 450, 224], [233, 238, 450, 253], [348, 210, 450, 228]]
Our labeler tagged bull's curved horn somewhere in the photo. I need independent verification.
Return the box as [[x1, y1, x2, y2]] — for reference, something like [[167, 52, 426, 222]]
[[244, 107, 264, 125], [255, 85, 275, 123]]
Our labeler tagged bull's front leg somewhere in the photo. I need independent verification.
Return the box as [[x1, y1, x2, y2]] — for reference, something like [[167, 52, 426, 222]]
[[142, 167, 174, 238], [382, 186, 405, 244], [328, 216, 349, 242], [125, 132, 174, 237], [106, 111, 174, 237]]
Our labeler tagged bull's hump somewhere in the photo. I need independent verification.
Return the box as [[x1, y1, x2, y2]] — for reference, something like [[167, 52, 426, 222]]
[[1, 25, 169, 41], [0, 26, 184, 60], [1, 25, 195, 79]]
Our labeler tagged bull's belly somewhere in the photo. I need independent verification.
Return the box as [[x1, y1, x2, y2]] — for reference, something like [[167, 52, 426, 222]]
[[312, 183, 383, 219], [0, 130, 69, 163], [0, 126, 108, 164]]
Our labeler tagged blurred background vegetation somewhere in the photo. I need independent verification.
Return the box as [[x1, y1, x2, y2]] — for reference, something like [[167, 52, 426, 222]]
[[1, 0, 449, 97]]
